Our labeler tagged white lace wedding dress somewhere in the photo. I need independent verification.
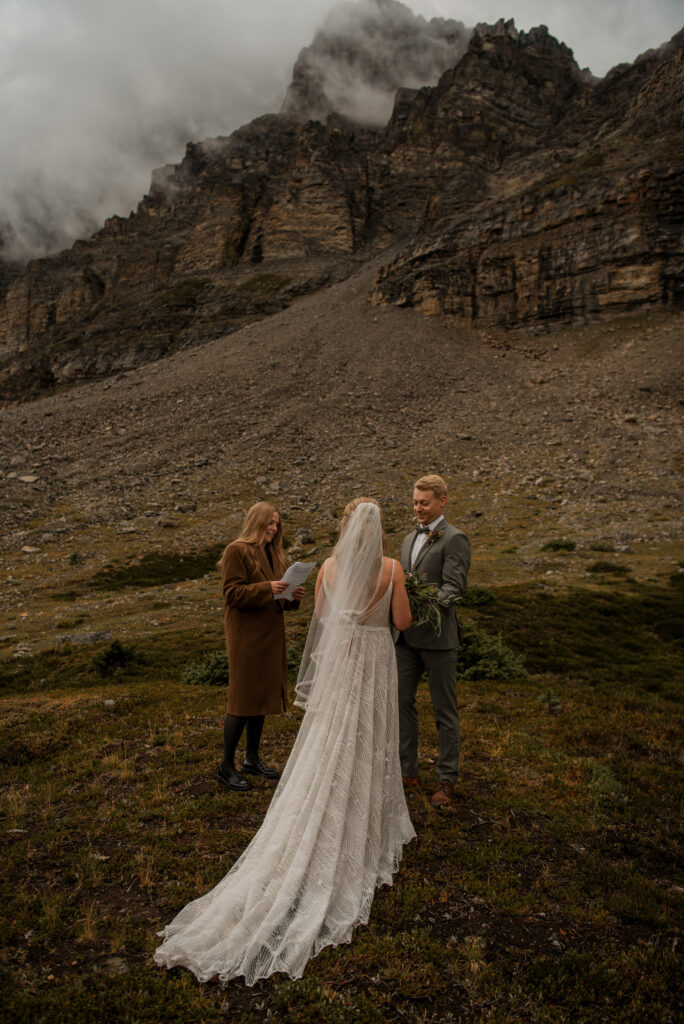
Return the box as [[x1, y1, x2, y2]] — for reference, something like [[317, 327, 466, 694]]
[[154, 506, 415, 986]]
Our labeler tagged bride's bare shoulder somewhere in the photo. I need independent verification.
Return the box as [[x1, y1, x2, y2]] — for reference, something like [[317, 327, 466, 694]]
[[389, 557, 406, 580], [319, 557, 335, 583], [381, 555, 401, 579]]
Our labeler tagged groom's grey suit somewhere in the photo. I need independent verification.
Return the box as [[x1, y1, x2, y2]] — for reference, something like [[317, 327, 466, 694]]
[[395, 519, 470, 784]]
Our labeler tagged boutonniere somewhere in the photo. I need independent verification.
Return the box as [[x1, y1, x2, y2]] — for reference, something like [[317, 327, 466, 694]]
[[426, 529, 444, 545]]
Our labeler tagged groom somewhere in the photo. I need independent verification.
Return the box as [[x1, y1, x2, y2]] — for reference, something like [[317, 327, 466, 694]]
[[395, 474, 470, 807]]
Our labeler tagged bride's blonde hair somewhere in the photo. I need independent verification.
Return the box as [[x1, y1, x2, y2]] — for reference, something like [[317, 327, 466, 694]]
[[339, 497, 387, 551]]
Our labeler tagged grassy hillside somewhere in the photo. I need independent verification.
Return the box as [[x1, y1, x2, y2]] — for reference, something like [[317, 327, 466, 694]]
[[1, 571, 681, 1023]]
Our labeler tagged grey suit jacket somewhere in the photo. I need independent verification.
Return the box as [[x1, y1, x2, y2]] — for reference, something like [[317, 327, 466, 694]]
[[396, 519, 471, 650]]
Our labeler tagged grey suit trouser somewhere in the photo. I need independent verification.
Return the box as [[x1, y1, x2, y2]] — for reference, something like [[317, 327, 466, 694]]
[[396, 641, 460, 784]]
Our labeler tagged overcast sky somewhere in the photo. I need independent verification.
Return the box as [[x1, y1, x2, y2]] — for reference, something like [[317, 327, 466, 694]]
[[1, 0, 681, 259]]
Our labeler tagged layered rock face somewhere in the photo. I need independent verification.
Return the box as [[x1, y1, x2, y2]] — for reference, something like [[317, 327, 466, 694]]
[[372, 25, 684, 326], [0, 15, 682, 400]]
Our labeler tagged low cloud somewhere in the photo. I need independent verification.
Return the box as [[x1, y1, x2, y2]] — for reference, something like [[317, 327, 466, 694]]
[[1, 0, 681, 261], [0, 0, 332, 260], [282, 0, 470, 125]]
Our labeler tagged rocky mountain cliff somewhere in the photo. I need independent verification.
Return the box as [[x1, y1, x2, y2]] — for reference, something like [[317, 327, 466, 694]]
[[0, 11, 682, 402]]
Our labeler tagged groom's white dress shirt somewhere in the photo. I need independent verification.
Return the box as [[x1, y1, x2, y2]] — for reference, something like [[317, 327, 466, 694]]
[[410, 515, 445, 568]]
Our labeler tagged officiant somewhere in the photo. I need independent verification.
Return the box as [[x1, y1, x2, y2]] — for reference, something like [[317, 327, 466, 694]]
[[218, 502, 304, 793]]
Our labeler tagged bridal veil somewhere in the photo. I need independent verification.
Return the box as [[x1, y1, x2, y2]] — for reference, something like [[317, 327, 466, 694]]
[[154, 501, 415, 985]]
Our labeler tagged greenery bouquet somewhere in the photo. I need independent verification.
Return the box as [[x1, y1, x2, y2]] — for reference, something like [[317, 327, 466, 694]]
[[403, 571, 459, 637]]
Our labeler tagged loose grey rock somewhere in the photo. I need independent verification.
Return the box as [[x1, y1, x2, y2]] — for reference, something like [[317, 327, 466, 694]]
[[101, 956, 128, 975], [57, 631, 112, 647]]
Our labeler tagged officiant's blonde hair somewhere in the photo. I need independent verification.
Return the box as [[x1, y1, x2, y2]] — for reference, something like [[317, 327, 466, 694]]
[[220, 501, 287, 576], [414, 474, 447, 499]]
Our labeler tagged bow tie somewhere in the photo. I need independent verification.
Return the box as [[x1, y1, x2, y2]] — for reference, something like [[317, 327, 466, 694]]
[[415, 525, 431, 534]]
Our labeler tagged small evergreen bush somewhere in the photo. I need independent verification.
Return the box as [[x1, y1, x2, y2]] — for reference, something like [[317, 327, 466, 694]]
[[92, 640, 145, 677], [542, 539, 576, 552], [458, 620, 529, 682], [182, 651, 229, 686], [461, 585, 496, 607], [537, 688, 562, 712]]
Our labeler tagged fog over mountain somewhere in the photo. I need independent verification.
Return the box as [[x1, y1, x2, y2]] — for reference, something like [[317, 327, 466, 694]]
[[1, 0, 681, 261]]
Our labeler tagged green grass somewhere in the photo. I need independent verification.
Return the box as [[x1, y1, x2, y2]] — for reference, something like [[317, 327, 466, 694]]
[[85, 544, 225, 592], [0, 578, 682, 1022], [467, 579, 683, 685], [542, 539, 577, 553]]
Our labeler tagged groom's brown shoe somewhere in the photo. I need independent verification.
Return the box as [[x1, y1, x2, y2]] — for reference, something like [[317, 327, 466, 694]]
[[430, 780, 455, 807], [402, 776, 421, 789]]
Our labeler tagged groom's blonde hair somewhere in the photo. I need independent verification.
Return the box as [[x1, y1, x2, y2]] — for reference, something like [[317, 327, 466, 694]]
[[414, 474, 447, 499]]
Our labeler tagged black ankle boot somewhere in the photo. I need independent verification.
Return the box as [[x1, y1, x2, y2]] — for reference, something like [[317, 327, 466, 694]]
[[217, 764, 253, 791], [241, 756, 279, 779]]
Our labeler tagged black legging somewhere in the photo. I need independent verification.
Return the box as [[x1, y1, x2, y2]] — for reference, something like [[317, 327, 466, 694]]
[[221, 713, 265, 771]]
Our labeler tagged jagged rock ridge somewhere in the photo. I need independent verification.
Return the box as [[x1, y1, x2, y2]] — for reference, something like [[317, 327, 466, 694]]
[[0, 12, 682, 401]]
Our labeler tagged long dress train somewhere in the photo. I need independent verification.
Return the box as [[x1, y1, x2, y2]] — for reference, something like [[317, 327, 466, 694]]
[[154, 558, 415, 985]]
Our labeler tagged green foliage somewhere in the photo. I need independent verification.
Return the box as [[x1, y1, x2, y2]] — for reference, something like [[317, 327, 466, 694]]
[[0, 627, 217, 696], [518, 947, 681, 1022], [92, 640, 146, 677], [0, 967, 230, 1024], [404, 571, 457, 636], [461, 584, 496, 606], [86, 544, 224, 591], [271, 976, 388, 1023], [181, 650, 228, 686], [588, 561, 630, 575], [537, 687, 561, 711], [287, 645, 303, 680], [458, 619, 530, 681], [2, 579, 682, 1023], [542, 538, 576, 552], [471, 580, 683, 685]]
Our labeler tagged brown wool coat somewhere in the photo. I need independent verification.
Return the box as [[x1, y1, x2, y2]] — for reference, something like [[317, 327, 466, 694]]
[[221, 541, 295, 716]]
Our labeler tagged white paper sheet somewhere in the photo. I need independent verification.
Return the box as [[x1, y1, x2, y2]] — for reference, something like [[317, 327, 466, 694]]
[[275, 561, 316, 600]]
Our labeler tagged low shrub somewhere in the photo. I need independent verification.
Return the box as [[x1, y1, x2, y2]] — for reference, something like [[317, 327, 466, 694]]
[[182, 651, 229, 686], [457, 620, 529, 682], [588, 561, 630, 575], [287, 646, 303, 680], [92, 640, 146, 677], [542, 539, 576, 552], [461, 585, 496, 607]]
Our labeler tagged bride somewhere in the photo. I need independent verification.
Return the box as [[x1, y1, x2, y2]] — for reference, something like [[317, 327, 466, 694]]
[[154, 498, 415, 985]]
